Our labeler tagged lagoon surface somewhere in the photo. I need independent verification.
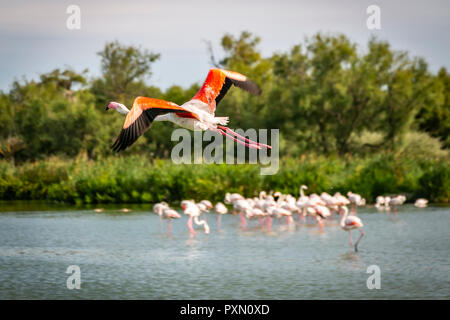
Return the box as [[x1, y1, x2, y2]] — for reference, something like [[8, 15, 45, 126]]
[[0, 202, 449, 299]]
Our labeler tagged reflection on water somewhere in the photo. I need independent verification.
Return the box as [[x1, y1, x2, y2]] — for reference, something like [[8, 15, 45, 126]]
[[0, 203, 449, 299]]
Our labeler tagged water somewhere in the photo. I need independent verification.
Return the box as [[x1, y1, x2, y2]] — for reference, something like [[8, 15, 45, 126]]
[[0, 203, 449, 299]]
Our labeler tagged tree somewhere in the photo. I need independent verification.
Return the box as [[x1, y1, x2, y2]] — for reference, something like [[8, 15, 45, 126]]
[[269, 34, 382, 156], [211, 31, 272, 131], [39, 68, 87, 91], [1, 72, 101, 161], [415, 67, 450, 148], [91, 41, 160, 106]]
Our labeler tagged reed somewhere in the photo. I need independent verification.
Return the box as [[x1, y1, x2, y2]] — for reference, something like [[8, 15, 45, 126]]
[[0, 155, 448, 204]]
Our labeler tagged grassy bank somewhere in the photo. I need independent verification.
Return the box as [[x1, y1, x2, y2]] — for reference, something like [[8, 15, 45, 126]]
[[0, 155, 448, 204]]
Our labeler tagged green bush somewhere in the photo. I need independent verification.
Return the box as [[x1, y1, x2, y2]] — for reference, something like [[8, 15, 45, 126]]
[[0, 155, 448, 204], [417, 163, 450, 203]]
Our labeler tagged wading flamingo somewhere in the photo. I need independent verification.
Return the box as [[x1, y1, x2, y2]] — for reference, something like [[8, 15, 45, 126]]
[[414, 198, 428, 208], [181, 200, 210, 236], [153, 202, 168, 230], [389, 195, 406, 216], [153, 202, 181, 234], [232, 199, 252, 230], [347, 192, 363, 214], [296, 186, 309, 223], [339, 206, 364, 252], [197, 199, 213, 221], [106, 68, 270, 151], [224, 192, 245, 206], [214, 202, 228, 229], [375, 196, 386, 211], [160, 208, 180, 234]]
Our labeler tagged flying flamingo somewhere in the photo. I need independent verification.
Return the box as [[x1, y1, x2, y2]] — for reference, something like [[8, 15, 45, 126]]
[[339, 206, 364, 252], [106, 68, 270, 151]]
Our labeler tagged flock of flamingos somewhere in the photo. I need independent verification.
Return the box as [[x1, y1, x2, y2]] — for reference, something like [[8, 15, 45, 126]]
[[104, 68, 430, 252], [150, 186, 429, 252]]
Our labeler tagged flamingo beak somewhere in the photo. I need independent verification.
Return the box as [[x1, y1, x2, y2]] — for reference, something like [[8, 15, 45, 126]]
[[106, 102, 116, 111]]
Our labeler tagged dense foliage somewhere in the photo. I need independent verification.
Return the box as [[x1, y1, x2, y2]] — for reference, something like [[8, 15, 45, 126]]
[[0, 155, 447, 204]]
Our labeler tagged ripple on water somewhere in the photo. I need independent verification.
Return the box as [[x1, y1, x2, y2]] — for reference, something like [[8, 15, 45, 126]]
[[0, 205, 449, 299]]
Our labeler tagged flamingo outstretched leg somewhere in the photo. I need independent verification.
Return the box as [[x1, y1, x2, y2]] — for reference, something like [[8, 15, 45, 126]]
[[215, 128, 260, 149], [217, 215, 222, 230], [217, 125, 271, 149]]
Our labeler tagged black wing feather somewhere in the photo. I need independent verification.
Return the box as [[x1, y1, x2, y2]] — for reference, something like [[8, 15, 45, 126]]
[[215, 77, 233, 106], [215, 76, 261, 107], [112, 108, 188, 152], [229, 78, 262, 96]]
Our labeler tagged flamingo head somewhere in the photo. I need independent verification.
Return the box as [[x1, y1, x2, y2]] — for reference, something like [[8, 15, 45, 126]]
[[180, 200, 195, 211], [200, 200, 213, 210], [106, 101, 129, 114], [273, 191, 282, 201]]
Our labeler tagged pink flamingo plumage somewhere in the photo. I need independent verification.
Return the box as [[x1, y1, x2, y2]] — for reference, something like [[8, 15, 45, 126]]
[[107, 68, 270, 151], [339, 206, 364, 252]]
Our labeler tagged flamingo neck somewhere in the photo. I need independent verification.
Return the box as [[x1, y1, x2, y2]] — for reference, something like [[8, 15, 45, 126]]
[[115, 104, 130, 115], [300, 186, 307, 198], [339, 206, 348, 227], [156, 207, 164, 217]]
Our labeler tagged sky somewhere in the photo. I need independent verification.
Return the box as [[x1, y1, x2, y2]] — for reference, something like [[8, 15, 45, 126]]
[[0, 0, 449, 92]]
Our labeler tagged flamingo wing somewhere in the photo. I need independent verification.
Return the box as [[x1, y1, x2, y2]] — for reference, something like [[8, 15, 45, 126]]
[[345, 216, 363, 228], [112, 96, 199, 152], [192, 68, 262, 114]]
